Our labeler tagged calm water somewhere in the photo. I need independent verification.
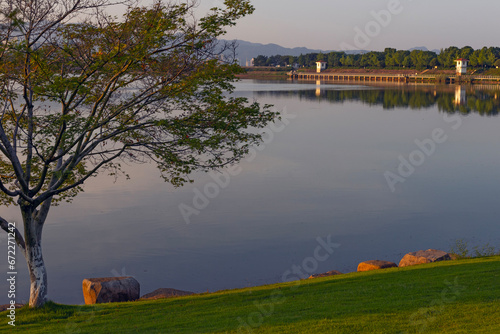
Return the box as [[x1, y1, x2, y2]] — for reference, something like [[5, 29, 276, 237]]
[[1, 80, 500, 305]]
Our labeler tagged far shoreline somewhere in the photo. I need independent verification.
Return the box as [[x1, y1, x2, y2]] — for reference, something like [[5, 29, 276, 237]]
[[237, 67, 500, 84]]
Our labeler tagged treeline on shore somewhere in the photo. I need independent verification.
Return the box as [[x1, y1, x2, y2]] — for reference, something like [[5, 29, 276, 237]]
[[252, 46, 500, 70]]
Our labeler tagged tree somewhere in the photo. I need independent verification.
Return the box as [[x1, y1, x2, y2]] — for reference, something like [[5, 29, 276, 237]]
[[438, 46, 459, 68], [484, 47, 496, 67], [297, 54, 305, 67], [253, 55, 268, 66], [306, 53, 318, 67], [327, 52, 340, 68], [392, 50, 407, 68], [339, 54, 346, 67], [402, 56, 411, 68], [410, 50, 435, 69], [359, 53, 370, 68], [384, 48, 396, 67], [345, 55, 354, 67], [0, 0, 278, 308], [409, 50, 421, 69], [368, 52, 382, 68], [469, 49, 479, 67], [475, 47, 493, 67], [460, 46, 474, 60]]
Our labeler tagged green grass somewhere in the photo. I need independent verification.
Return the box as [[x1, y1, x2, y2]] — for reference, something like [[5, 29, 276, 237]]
[[2, 256, 499, 333]]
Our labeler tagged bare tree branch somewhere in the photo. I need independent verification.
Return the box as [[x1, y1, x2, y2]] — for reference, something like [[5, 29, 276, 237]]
[[0, 216, 26, 254]]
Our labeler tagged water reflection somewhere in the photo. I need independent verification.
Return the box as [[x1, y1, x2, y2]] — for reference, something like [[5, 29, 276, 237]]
[[2, 80, 500, 305], [454, 86, 467, 106], [255, 82, 500, 116], [315, 80, 321, 97]]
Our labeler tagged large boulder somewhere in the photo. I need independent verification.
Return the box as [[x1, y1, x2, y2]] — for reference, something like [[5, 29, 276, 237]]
[[309, 270, 343, 279], [399, 249, 452, 267], [357, 260, 397, 272], [82, 277, 140, 305], [140, 288, 194, 300]]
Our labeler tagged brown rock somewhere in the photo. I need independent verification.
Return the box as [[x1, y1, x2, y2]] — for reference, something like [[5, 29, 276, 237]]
[[140, 288, 194, 300], [308, 270, 343, 279], [0, 303, 24, 312], [82, 277, 140, 305], [357, 260, 397, 272], [399, 249, 452, 267]]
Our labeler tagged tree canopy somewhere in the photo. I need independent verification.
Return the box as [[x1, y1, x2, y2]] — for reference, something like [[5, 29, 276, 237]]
[[0, 0, 278, 307], [253, 46, 500, 70]]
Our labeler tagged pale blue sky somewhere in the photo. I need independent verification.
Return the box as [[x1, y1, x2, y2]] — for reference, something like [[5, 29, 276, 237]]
[[196, 0, 499, 51]]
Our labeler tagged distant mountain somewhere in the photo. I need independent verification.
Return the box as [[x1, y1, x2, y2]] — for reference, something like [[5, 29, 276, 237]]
[[408, 46, 441, 54], [224, 40, 439, 65], [224, 40, 367, 65], [408, 46, 429, 52]]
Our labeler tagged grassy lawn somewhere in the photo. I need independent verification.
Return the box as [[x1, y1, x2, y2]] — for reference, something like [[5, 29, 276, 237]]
[[2, 256, 499, 333]]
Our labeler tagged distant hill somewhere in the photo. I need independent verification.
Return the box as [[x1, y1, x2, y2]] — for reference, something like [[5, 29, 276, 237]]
[[408, 46, 441, 53], [224, 40, 367, 65], [223, 40, 440, 65]]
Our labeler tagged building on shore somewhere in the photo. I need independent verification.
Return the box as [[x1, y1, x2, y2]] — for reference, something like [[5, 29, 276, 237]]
[[455, 59, 468, 76], [316, 61, 327, 73]]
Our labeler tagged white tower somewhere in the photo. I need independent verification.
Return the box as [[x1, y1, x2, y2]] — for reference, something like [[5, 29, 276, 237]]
[[455, 59, 468, 76], [316, 61, 327, 73]]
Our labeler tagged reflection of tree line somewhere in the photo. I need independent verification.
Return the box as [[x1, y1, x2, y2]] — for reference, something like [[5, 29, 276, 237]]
[[255, 88, 500, 116]]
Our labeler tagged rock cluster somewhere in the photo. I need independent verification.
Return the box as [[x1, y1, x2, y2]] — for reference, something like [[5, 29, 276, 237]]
[[355, 249, 453, 272], [82, 276, 140, 305], [357, 260, 398, 272], [398, 249, 452, 267], [81, 249, 455, 304], [308, 270, 343, 279]]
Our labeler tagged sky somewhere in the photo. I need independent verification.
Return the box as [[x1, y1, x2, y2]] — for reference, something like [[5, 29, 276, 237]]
[[194, 0, 499, 51]]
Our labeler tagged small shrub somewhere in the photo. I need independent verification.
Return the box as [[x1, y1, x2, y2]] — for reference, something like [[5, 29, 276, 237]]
[[449, 239, 470, 259], [473, 243, 497, 257], [450, 239, 500, 259]]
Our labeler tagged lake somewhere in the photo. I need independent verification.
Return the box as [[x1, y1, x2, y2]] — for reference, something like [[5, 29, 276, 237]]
[[1, 80, 500, 305]]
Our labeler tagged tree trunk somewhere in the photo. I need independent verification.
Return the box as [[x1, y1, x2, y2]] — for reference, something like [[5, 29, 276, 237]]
[[26, 242, 48, 308], [20, 201, 50, 308]]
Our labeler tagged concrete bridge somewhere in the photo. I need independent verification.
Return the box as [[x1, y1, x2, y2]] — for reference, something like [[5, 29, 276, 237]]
[[288, 71, 500, 84]]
